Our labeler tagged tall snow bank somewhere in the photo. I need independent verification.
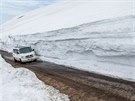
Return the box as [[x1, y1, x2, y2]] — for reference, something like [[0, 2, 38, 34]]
[[1, 15, 134, 81], [0, 0, 134, 39], [0, 55, 69, 101]]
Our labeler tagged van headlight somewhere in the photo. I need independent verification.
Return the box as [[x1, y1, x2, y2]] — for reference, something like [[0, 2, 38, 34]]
[[21, 56, 25, 58]]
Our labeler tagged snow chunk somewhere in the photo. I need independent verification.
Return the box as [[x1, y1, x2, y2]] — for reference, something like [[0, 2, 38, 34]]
[[0, 55, 69, 101]]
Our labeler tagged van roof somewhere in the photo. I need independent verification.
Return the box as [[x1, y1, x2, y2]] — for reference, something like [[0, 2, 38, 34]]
[[14, 46, 31, 49]]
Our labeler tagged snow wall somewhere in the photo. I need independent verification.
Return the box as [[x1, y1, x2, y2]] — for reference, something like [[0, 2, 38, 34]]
[[0, 15, 135, 81]]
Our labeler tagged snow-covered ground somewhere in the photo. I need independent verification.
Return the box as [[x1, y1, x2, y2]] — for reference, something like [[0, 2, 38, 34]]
[[0, 15, 135, 82], [0, 0, 134, 82], [0, 0, 134, 39], [0, 55, 69, 101]]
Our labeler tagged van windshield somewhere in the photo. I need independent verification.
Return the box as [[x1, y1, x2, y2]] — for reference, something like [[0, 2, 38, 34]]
[[19, 47, 32, 53]]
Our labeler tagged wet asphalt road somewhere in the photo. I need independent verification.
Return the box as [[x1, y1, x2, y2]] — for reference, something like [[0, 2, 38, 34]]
[[0, 50, 135, 101]]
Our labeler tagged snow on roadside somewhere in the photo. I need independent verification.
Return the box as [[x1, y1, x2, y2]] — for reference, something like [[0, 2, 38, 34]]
[[39, 56, 135, 82], [0, 15, 135, 82], [0, 0, 134, 83], [0, 55, 69, 101]]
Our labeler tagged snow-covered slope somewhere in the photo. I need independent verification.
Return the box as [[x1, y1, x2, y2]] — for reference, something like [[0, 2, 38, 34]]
[[1, 15, 135, 81], [0, 0, 134, 39], [0, 55, 69, 101], [0, 0, 134, 81]]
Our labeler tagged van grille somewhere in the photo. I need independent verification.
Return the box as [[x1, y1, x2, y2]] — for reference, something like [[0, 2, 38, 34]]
[[26, 55, 33, 58]]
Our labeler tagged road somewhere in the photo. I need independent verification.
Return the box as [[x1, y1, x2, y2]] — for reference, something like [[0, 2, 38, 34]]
[[0, 50, 135, 101]]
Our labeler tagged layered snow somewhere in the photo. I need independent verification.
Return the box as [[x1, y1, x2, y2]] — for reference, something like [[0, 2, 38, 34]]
[[0, 55, 69, 101], [0, 0, 134, 39], [0, 0, 135, 82], [0, 15, 135, 81]]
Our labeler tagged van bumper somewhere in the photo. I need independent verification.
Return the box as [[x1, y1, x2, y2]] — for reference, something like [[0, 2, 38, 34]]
[[21, 56, 37, 62]]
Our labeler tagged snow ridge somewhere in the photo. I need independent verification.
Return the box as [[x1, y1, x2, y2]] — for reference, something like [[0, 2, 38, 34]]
[[0, 55, 69, 101], [0, 0, 134, 37], [1, 15, 135, 81]]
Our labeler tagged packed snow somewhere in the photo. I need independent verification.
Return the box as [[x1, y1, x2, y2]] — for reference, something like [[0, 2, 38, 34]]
[[0, 15, 135, 82], [0, 55, 69, 101], [0, 0, 135, 82], [0, 0, 134, 39]]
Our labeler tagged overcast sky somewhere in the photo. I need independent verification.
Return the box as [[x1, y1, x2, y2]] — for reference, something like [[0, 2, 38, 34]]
[[0, 0, 57, 24]]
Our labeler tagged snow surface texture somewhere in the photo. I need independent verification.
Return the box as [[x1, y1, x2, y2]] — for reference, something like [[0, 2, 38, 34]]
[[0, 55, 69, 101], [1, 15, 135, 81], [0, 0, 134, 38], [0, 0, 135, 81]]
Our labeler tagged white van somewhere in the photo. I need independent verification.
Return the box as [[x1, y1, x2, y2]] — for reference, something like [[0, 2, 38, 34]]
[[13, 46, 36, 63]]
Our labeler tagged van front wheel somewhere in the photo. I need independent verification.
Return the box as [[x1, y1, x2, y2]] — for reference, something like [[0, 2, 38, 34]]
[[14, 58, 17, 62], [20, 59, 23, 64]]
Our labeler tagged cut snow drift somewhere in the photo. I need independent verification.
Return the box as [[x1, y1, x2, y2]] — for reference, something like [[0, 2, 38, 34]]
[[0, 0, 134, 82], [0, 55, 69, 101], [0, 15, 135, 82]]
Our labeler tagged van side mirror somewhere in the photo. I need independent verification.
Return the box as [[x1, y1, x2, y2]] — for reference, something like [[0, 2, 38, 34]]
[[17, 51, 19, 54], [32, 49, 34, 51]]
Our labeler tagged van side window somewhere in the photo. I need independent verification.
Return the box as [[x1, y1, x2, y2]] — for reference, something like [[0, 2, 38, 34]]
[[13, 49, 18, 54]]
